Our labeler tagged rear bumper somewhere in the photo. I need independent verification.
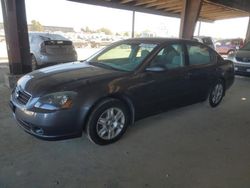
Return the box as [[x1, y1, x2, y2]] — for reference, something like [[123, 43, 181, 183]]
[[36, 54, 77, 66]]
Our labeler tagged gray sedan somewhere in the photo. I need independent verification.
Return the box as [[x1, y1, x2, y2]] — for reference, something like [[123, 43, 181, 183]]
[[10, 38, 234, 145]]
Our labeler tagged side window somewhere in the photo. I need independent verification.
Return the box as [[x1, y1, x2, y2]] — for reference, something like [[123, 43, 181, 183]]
[[187, 44, 211, 65], [149, 44, 185, 70], [210, 50, 218, 63]]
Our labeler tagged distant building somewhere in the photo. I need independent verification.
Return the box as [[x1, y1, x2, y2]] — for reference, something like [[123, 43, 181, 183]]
[[43, 26, 74, 33], [0, 22, 74, 33]]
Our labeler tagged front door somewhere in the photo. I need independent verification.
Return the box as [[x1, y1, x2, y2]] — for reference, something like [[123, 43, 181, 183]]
[[131, 43, 192, 117]]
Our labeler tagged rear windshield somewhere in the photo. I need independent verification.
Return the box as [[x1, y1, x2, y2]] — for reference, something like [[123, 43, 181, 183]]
[[216, 39, 242, 46], [44, 40, 72, 45], [39, 34, 69, 41], [216, 40, 230, 45]]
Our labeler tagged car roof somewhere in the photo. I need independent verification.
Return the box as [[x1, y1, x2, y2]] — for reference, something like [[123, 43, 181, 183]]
[[28, 32, 70, 41], [193, 36, 212, 39]]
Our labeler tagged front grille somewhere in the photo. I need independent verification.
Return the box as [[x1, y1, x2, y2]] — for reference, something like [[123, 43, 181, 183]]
[[236, 66, 245, 71], [236, 57, 250, 63], [15, 88, 31, 105]]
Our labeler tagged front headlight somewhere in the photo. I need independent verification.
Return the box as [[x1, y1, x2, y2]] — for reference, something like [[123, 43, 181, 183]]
[[34, 91, 77, 110]]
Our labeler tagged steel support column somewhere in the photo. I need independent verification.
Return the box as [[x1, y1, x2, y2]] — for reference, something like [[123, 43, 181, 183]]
[[179, 0, 203, 39], [1, 0, 31, 75], [132, 11, 135, 38], [245, 17, 250, 43]]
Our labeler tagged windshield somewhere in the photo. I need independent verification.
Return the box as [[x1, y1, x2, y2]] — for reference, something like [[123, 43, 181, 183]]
[[87, 42, 158, 72], [240, 42, 250, 51]]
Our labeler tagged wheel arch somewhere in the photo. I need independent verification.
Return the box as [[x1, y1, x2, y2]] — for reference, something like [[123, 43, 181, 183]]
[[219, 77, 226, 96], [82, 93, 135, 131]]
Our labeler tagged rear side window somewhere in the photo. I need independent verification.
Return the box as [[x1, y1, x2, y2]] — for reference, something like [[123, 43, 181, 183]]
[[187, 44, 211, 65], [39, 34, 69, 41]]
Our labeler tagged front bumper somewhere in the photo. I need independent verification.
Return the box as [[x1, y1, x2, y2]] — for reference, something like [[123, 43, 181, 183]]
[[234, 62, 250, 75], [9, 97, 85, 141]]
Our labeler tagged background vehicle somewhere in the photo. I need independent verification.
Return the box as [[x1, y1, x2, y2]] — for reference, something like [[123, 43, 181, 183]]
[[228, 41, 250, 75], [29, 32, 78, 69], [90, 37, 113, 48], [193, 36, 215, 49], [215, 38, 244, 55], [10, 38, 234, 145]]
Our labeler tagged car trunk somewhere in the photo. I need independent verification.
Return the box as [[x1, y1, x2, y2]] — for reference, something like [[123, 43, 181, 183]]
[[42, 40, 74, 55]]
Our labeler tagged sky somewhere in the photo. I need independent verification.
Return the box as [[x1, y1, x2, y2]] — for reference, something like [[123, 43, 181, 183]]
[[0, 0, 249, 38]]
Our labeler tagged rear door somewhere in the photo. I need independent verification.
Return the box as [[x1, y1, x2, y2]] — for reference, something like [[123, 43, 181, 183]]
[[185, 42, 218, 101]]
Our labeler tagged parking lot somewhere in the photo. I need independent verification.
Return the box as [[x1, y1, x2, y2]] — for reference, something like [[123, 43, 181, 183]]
[[0, 65, 250, 188]]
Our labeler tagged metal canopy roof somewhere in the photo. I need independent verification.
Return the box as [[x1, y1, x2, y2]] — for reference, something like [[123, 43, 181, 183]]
[[69, 0, 249, 21]]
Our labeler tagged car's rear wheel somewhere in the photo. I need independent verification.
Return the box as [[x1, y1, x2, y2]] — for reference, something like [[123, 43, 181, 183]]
[[86, 98, 129, 145], [31, 55, 38, 70], [208, 80, 225, 107]]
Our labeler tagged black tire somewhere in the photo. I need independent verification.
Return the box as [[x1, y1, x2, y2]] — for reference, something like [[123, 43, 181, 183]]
[[31, 55, 38, 71], [208, 80, 225, 108], [86, 98, 130, 145]]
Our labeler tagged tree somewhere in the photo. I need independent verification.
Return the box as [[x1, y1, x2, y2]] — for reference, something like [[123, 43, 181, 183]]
[[81, 26, 92, 33], [135, 32, 141, 38], [123, 32, 129, 37], [30, 20, 44, 32], [97, 27, 113, 35]]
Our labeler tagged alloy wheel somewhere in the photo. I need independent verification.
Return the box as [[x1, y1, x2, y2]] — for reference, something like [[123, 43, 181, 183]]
[[211, 83, 224, 105], [96, 107, 125, 140]]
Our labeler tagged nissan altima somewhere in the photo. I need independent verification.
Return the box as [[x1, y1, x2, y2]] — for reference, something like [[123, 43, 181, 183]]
[[10, 38, 235, 145]]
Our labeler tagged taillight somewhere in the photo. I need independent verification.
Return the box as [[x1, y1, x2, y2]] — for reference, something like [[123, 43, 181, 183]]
[[40, 42, 46, 53]]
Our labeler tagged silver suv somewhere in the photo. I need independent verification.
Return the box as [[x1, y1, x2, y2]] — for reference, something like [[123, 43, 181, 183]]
[[29, 32, 77, 69]]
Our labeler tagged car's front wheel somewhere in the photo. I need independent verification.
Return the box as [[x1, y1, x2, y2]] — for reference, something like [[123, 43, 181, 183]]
[[208, 80, 225, 107], [86, 98, 130, 145]]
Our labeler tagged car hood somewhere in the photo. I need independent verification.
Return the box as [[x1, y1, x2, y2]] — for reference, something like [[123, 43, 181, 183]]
[[17, 61, 123, 96], [236, 50, 250, 58]]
